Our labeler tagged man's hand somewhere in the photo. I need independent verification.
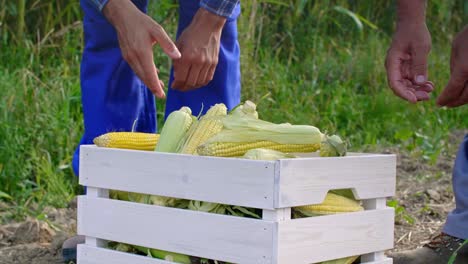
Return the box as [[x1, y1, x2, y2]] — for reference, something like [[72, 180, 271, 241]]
[[103, 0, 181, 98], [385, 0, 434, 103], [171, 8, 226, 91], [437, 26, 468, 108]]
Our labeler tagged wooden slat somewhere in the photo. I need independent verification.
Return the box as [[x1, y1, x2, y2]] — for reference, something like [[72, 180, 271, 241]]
[[78, 196, 274, 264], [277, 155, 396, 207], [79, 145, 276, 209], [78, 245, 175, 264], [361, 258, 393, 264], [277, 208, 394, 264]]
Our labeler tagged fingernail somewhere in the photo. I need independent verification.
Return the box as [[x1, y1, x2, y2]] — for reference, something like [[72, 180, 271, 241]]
[[172, 49, 182, 59], [415, 75, 426, 84]]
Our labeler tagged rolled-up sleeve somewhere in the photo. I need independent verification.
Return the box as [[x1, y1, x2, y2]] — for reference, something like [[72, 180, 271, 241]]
[[88, 0, 110, 12], [200, 0, 240, 18]]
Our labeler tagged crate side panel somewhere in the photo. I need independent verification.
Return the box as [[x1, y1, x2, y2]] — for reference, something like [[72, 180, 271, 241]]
[[277, 208, 394, 264], [78, 245, 175, 264], [78, 197, 274, 264], [278, 155, 396, 207], [361, 259, 393, 264], [79, 145, 275, 209]]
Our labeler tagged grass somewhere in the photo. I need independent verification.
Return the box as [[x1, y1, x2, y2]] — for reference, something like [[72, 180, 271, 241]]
[[0, 0, 467, 221]]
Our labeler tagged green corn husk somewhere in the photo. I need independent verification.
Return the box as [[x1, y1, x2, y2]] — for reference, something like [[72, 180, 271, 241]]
[[320, 134, 347, 157], [155, 106, 195, 153], [206, 117, 324, 145], [229, 100, 259, 119], [243, 148, 297, 160]]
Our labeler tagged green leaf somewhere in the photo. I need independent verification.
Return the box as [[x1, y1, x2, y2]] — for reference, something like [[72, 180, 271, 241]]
[[0, 190, 12, 200], [333, 6, 363, 32]]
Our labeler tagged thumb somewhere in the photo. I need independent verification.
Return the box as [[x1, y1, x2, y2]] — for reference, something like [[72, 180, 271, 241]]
[[437, 68, 466, 106], [151, 23, 181, 60], [411, 47, 429, 84]]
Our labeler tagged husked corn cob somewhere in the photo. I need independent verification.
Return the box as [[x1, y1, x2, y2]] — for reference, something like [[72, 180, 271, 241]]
[[321, 255, 359, 264], [180, 104, 227, 154], [198, 141, 320, 157], [93, 132, 159, 151], [294, 193, 363, 217]]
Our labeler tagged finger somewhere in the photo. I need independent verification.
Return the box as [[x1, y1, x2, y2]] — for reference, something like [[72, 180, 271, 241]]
[[172, 61, 191, 90], [410, 46, 430, 84], [197, 65, 210, 87], [136, 50, 165, 98], [150, 22, 181, 60], [446, 83, 468, 108], [185, 64, 203, 90], [437, 69, 466, 106], [385, 50, 418, 102], [205, 64, 217, 85], [415, 90, 430, 101]]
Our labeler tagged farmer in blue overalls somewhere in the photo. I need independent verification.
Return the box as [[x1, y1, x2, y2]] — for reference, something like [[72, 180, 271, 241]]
[[63, 0, 241, 262], [385, 1, 468, 263]]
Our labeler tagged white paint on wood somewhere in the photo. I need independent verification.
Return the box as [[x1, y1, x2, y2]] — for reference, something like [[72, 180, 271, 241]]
[[79, 145, 276, 209], [78, 245, 175, 264], [277, 208, 394, 264], [83, 188, 108, 248], [277, 155, 396, 207], [362, 198, 392, 262], [262, 208, 291, 264], [78, 196, 273, 264], [361, 258, 393, 264]]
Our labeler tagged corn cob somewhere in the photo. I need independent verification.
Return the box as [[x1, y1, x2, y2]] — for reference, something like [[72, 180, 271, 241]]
[[294, 193, 363, 217], [242, 148, 297, 160], [93, 132, 159, 151], [198, 141, 320, 157], [179, 103, 227, 155], [321, 255, 359, 264], [155, 107, 194, 153]]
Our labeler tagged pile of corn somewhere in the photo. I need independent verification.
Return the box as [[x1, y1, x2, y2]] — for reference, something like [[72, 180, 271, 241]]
[[95, 101, 362, 264], [93, 100, 346, 157]]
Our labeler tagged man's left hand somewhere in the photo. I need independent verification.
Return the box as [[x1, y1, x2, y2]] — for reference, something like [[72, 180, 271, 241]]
[[172, 8, 226, 91]]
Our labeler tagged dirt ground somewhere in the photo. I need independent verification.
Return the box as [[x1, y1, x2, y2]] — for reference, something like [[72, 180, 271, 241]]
[[0, 130, 466, 264]]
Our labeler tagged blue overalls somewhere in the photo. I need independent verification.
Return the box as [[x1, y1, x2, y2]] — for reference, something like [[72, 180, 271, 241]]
[[72, 0, 241, 176], [443, 134, 468, 239]]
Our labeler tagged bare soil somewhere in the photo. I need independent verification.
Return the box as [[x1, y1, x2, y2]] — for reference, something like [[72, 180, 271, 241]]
[[0, 130, 466, 263]]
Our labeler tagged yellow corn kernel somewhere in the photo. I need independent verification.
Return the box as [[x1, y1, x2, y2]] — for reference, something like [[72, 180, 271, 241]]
[[93, 132, 159, 151], [197, 141, 320, 157], [321, 255, 359, 264], [180, 104, 227, 155], [295, 193, 363, 217]]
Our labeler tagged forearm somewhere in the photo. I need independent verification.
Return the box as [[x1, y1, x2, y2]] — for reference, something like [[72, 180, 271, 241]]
[[396, 0, 427, 24], [200, 0, 239, 18], [87, 0, 110, 12], [102, 0, 139, 28]]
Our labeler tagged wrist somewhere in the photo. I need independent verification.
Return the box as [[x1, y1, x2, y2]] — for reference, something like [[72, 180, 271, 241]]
[[103, 0, 135, 28], [396, 0, 427, 25], [192, 8, 226, 33]]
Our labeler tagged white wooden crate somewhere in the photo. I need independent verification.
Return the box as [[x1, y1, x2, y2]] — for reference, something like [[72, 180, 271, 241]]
[[77, 145, 396, 264]]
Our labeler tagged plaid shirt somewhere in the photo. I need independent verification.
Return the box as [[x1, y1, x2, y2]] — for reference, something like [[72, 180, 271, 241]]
[[89, 0, 240, 18]]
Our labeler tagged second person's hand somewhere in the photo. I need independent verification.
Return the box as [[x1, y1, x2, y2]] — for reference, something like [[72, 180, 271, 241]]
[[437, 26, 468, 108], [103, 0, 181, 99]]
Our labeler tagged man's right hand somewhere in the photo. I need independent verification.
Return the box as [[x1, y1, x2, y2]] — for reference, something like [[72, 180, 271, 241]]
[[385, 0, 434, 103], [103, 0, 181, 99]]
